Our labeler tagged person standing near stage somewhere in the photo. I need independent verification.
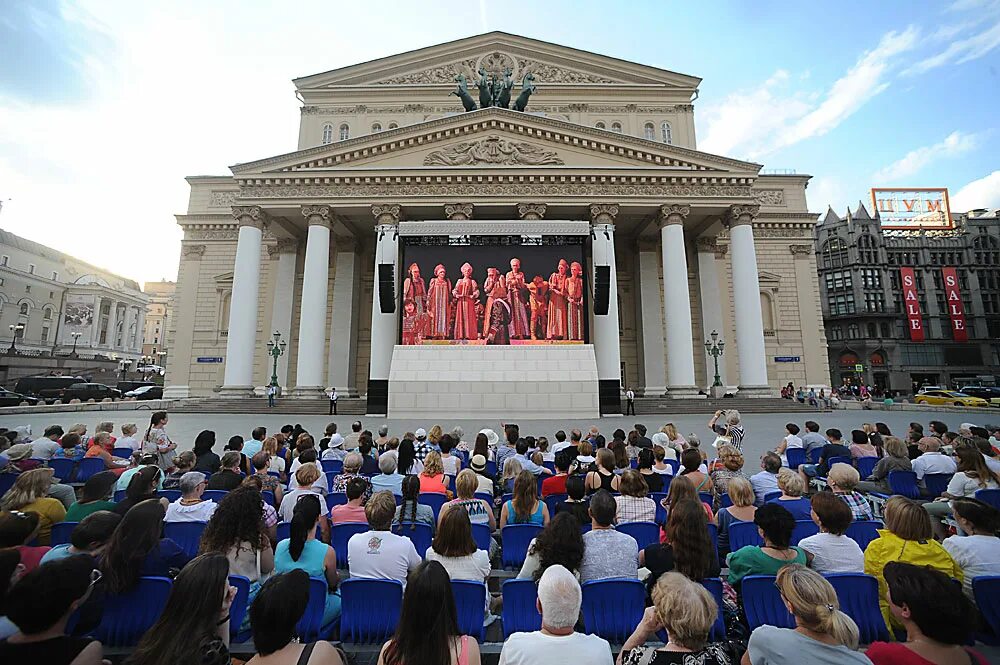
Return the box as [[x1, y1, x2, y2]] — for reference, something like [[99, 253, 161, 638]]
[[486, 291, 513, 345], [506, 258, 530, 340], [402, 262, 427, 314], [426, 263, 452, 340], [452, 262, 480, 340], [546, 259, 568, 340], [327, 387, 338, 415], [482, 267, 503, 335], [266, 384, 277, 408], [566, 261, 584, 341], [527, 275, 549, 340], [625, 387, 636, 416]]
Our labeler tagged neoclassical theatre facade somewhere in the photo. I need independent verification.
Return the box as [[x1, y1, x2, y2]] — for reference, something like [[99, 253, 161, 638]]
[[164, 32, 829, 415]]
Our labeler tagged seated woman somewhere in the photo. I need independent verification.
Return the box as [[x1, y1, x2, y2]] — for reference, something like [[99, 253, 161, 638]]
[[636, 449, 663, 494], [555, 475, 591, 526], [517, 512, 585, 580], [164, 472, 218, 523], [765, 470, 812, 521], [615, 470, 656, 524], [584, 448, 620, 494], [65, 471, 117, 522], [500, 470, 550, 528], [679, 448, 713, 496], [394, 475, 435, 530], [438, 435, 459, 478], [575, 440, 596, 469], [773, 423, 803, 467], [501, 458, 523, 494], [83, 432, 130, 477], [864, 496, 961, 632], [715, 476, 756, 558], [0, 511, 48, 573], [113, 466, 168, 516], [942, 497, 1000, 603], [425, 509, 491, 619], [40, 511, 120, 564], [709, 445, 747, 509], [865, 562, 989, 665], [619, 572, 743, 664], [727, 503, 810, 588], [925, 446, 1000, 540], [127, 553, 237, 665], [418, 452, 449, 495], [51, 432, 86, 462], [0, 554, 107, 665], [744, 564, 870, 664], [0, 469, 66, 545], [246, 569, 344, 665], [101, 499, 191, 594], [274, 494, 341, 626], [650, 444, 674, 477], [848, 429, 879, 460], [640, 499, 720, 596], [659, 475, 714, 539], [250, 452, 284, 507], [826, 463, 874, 522], [797, 491, 863, 574], [162, 450, 197, 489], [856, 436, 912, 495], [192, 430, 222, 476], [440, 470, 496, 532]]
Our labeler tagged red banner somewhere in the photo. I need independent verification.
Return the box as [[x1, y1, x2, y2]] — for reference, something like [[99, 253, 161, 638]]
[[941, 267, 968, 342], [900, 267, 924, 341]]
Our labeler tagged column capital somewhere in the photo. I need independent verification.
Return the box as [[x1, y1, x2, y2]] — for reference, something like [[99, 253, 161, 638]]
[[232, 205, 268, 230], [789, 244, 813, 257], [267, 238, 298, 259], [444, 203, 474, 220], [372, 204, 401, 226], [302, 205, 332, 227], [725, 204, 760, 227], [589, 204, 619, 225], [658, 204, 691, 228], [181, 244, 206, 259], [517, 203, 547, 220]]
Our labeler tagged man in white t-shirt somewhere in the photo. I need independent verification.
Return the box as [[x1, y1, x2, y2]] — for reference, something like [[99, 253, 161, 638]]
[[29, 425, 64, 460], [347, 491, 421, 587], [164, 472, 218, 523], [911, 437, 957, 480], [499, 564, 613, 665]]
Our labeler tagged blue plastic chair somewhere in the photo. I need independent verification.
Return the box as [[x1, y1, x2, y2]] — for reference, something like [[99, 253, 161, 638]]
[[502, 578, 542, 638], [321, 459, 343, 474], [419, 492, 448, 522], [276, 522, 323, 542], [452, 580, 487, 641], [698, 491, 714, 506], [665, 459, 680, 474], [163, 521, 207, 558], [156, 489, 181, 503], [228, 575, 252, 641], [923, 473, 953, 498], [93, 576, 173, 646], [75, 457, 105, 483], [973, 576, 1000, 637], [856, 457, 879, 478], [474, 491, 493, 504], [543, 461, 556, 474], [706, 523, 718, 553], [718, 493, 734, 509], [651, 492, 668, 524], [786, 448, 807, 470], [203, 489, 229, 503], [471, 523, 493, 552], [763, 490, 782, 503], [581, 578, 646, 643], [50, 521, 77, 546], [742, 575, 794, 630], [0, 474, 16, 497], [331, 522, 369, 568], [728, 521, 764, 551], [826, 573, 890, 643], [808, 448, 824, 464], [976, 489, 1000, 510], [393, 522, 433, 557], [261, 490, 275, 507], [501, 524, 543, 568], [324, 471, 337, 492], [339, 578, 403, 644], [791, 520, 819, 545], [485, 460, 497, 477], [700, 578, 727, 641], [296, 576, 338, 642], [542, 493, 567, 517], [112, 447, 135, 459], [828, 456, 852, 469], [113, 489, 127, 502], [887, 471, 921, 499], [617, 521, 659, 550], [845, 520, 882, 550], [325, 492, 348, 511], [49, 458, 77, 482]]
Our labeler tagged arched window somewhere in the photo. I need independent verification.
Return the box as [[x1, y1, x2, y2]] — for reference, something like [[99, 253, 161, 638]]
[[643, 123, 655, 140], [839, 351, 859, 366], [610, 122, 622, 133], [321, 123, 333, 145], [371, 122, 382, 133], [857, 233, 879, 264], [760, 292, 775, 332], [339, 124, 350, 141], [661, 121, 672, 144], [42, 307, 52, 320], [821, 238, 849, 268], [219, 292, 231, 334], [388, 122, 398, 130], [19, 302, 29, 316], [595, 121, 606, 130]]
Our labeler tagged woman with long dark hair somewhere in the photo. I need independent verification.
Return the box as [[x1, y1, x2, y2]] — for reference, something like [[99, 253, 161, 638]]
[[125, 553, 236, 665], [636, 448, 663, 493], [925, 445, 1000, 539], [192, 430, 221, 475], [273, 494, 341, 625], [500, 470, 549, 527], [472, 432, 493, 462], [517, 511, 585, 581], [101, 499, 190, 594], [113, 466, 166, 516], [640, 499, 719, 596], [396, 439, 422, 476], [378, 560, 481, 665], [393, 475, 434, 529], [142, 411, 176, 472]]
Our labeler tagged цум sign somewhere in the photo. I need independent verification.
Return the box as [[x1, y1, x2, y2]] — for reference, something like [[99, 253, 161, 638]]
[[871, 188, 952, 230]]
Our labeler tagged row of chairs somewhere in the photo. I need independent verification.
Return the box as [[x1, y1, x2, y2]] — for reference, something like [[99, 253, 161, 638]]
[[728, 519, 882, 552]]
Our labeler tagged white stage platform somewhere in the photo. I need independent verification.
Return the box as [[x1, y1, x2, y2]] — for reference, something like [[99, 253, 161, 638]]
[[387, 344, 600, 419]]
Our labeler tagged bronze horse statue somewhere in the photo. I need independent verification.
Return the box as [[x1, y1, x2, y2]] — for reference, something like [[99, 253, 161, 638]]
[[476, 67, 493, 108], [514, 72, 535, 112], [495, 67, 514, 109], [452, 74, 477, 112]]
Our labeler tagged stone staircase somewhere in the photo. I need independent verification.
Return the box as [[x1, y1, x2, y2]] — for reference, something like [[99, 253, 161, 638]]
[[633, 396, 826, 415], [172, 397, 367, 415]]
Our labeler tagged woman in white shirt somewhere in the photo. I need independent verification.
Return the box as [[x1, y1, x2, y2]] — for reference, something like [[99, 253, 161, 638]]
[[925, 446, 1000, 539], [262, 436, 286, 479], [117, 423, 142, 451], [797, 491, 863, 574], [942, 497, 1000, 603], [774, 422, 804, 467], [425, 506, 491, 617], [164, 471, 219, 523]]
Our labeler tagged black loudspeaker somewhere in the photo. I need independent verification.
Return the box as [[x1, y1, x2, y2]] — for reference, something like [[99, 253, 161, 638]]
[[594, 265, 611, 315], [377, 264, 395, 313]]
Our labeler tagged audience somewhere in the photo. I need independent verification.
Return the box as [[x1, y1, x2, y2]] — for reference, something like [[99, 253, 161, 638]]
[[714, 476, 756, 557], [113, 466, 167, 516], [274, 494, 340, 625], [419, 451, 450, 494], [192, 430, 221, 475], [765, 470, 811, 520], [0, 548, 22, 639], [661, 475, 714, 528], [164, 471, 218, 523], [797, 491, 863, 573], [750, 453, 782, 507], [727, 503, 809, 587], [679, 448, 713, 495], [206, 451, 245, 491], [585, 448, 621, 493], [826, 463, 874, 521], [579, 490, 638, 582], [518, 511, 585, 581], [371, 454, 404, 496], [350, 492, 421, 586], [115, 453, 161, 492], [774, 422, 803, 467], [799, 421, 827, 457], [101, 499, 190, 594], [708, 445, 747, 505], [640, 499, 719, 595], [0, 510, 48, 572], [848, 429, 878, 460], [331, 452, 372, 503], [0, 469, 66, 544], [615, 470, 656, 524], [162, 450, 196, 488], [500, 471, 550, 528], [64, 471, 117, 521], [278, 465, 324, 522], [200, 487, 274, 607], [856, 436, 911, 494], [426, 508, 491, 605], [541, 451, 571, 497], [251, 452, 283, 506], [555, 475, 591, 525], [440, 470, 496, 532], [41, 511, 120, 564], [925, 446, 1000, 539], [394, 475, 435, 529], [941, 497, 1000, 603], [331, 477, 369, 524], [911, 436, 957, 480]]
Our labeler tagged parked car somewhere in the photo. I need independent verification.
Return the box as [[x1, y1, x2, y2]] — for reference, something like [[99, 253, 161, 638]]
[[0, 389, 39, 407], [124, 385, 163, 400], [959, 386, 1000, 408], [916, 385, 945, 394], [913, 390, 990, 408], [117, 380, 156, 394], [14, 375, 85, 402], [59, 383, 121, 403]]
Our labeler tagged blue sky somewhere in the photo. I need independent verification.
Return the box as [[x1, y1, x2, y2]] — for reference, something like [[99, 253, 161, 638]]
[[0, 0, 998, 283]]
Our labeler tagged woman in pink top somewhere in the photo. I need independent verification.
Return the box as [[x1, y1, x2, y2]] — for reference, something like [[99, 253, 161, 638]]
[[849, 429, 879, 460], [330, 477, 369, 525], [418, 452, 449, 495]]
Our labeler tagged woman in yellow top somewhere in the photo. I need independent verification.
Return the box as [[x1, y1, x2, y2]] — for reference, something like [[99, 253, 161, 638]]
[[0, 468, 66, 544], [863, 496, 961, 633]]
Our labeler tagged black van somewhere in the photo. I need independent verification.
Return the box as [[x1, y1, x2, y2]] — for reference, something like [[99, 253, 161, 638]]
[[14, 376, 85, 402]]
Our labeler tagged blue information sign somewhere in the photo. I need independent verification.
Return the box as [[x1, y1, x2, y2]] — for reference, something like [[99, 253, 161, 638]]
[[196, 357, 224, 363], [774, 356, 800, 363]]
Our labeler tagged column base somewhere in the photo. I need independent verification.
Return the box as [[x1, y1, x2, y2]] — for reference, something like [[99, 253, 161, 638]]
[[162, 385, 191, 399], [289, 385, 327, 399], [638, 386, 667, 397], [666, 385, 707, 399], [335, 386, 361, 398], [217, 385, 256, 398], [737, 385, 774, 398]]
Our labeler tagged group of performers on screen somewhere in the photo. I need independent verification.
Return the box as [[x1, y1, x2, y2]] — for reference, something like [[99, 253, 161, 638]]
[[401, 258, 585, 345]]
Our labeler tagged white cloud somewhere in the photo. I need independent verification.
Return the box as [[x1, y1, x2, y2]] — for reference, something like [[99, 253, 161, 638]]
[[873, 131, 983, 183], [905, 19, 1000, 74], [950, 171, 1000, 210]]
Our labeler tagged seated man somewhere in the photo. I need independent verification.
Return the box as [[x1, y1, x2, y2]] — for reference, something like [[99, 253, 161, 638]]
[[347, 491, 421, 587], [498, 564, 613, 665], [750, 453, 782, 507], [911, 436, 958, 481], [331, 477, 368, 524], [510, 439, 552, 477], [164, 472, 218, 523], [205, 451, 244, 491], [370, 453, 403, 496], [579, 490, 638, 583], [798, 429, 851, 488], [40, 511, 121, 563]]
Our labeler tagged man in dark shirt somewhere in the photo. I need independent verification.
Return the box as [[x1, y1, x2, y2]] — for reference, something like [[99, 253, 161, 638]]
[[798, 428, 851, 488], [206, 451, 243, 491], [634, 423, 653, 449]]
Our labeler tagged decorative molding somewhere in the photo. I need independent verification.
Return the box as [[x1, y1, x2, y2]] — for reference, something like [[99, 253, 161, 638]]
[[789, 244, 813, 256], [589, 204, 619, 225], [658, 204, 691, 227], [371, 58, 479, 84], [517, 203, 547, 220], [515, 57, 618, 84], [444, 203, 474, 220], [301, 103, 694, 116], [423, 135, 564, 166], [267, 238, 299, 258], [186, 227, 238, 241], [232, 205, 268, 230], [181, 244, 206, 259], [372, 204, 402, 225], [714, 243, 729, 259], [302, 205, 332, 226], [753, 189, 785, 206], [725, 204, 760, 227], [209, 191, 238, 208], [398, 220, 590, 236]]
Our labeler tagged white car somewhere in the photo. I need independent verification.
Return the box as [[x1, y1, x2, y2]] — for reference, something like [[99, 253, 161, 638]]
[[124, 385, 164, 400]]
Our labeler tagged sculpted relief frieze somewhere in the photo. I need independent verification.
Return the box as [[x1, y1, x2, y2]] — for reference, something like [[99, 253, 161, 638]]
[[301, 103, 692, 116], [753, 189, 785, 206], [516, 58, 617, 84], [365, 52, 623, 86], [240, 182, 753, 199], [423, 135, 564, 166], [375, 58, 479, 84], [209, 191, 238, 207]]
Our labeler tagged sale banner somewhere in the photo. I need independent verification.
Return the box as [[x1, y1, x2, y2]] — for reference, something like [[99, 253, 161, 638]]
[[941, 267, 968, 342], [900, 267, 924, 342]]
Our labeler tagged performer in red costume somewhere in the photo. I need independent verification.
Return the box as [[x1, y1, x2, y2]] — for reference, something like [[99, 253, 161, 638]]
[[566, 261, 584, 341], [505, 258, 530, 340], [452, 262, 480, 340], [546, 259, 569, 340], [426, 263, 452, 340]]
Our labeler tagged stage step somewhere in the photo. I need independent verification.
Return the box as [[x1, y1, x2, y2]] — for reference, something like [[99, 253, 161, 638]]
[[172, 397, 367, 415], [633, 397, 825, 415]]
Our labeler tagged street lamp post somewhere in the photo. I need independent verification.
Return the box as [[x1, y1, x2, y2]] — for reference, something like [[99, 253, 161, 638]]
[[118, 359, 129, 382], [70, 331, 82, 357], [266, 331, 286, 390], [704, 329, 726, 388], [7, 324, 24, 355]]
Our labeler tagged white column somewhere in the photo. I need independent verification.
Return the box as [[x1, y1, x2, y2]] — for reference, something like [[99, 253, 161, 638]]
[[728, 205, 771, 396], [696, 237, 728, 389], [367, 205, 401, 415], [267, 239, 298, 391], [635, 243, 666, 396], [221, 206, 267, 396], [106, 302, 119, 349], [659, 204, 700, 398], [292, 206, 332, 397], [328, 238, 362, 395], [590, 205, 623, 415]]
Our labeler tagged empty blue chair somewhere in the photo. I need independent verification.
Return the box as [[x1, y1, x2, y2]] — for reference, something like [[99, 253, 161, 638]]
[[50, 521, 77, 546], [502, 578, 541, 638], [706, 523, 718, 553], [973, 576, 1000, 637], [581, 578, 646, 644], [94, 576, 172, 646], [887, 471, 921, 499], [856, 457, 879, 478], [485, 460, 497, 477], [728, 521, 764, 551], [470, 523, 493, 552], [698, 491, 714, 506], [75, 457, 105, 483], [617, 521, 659, 550], [326, 492, 348, 511], [718, 493, 734, 509], [700, 578, 727, 641], [791, 520, 819, 546], [763, 490, 782, 503], [473, 491, 493, 504], [501, 524, 543, 568], [742, 575, 794, 630], [296, 576, 338, 642], [156, 489, 181, 503], [419, 492, 448, 522], [331, 522, 369, 568], [452, 580, 487, 641], [923, 473, 953, 498], [49, 458, 77, 482], [393, 522, 433, 557], [339, 578, 403, 644], [846, 520, 882, 550], [543, 493, 567, 517], [826, 573, 890, 643], [976, 489, 1000, 510], [163, 521, 207, 558], [203, 489, 229, 503], [112, 447, 135, 459], [786, 448, 807, 470], [321, 459, 343, 474], [228, 575, 252, 641]]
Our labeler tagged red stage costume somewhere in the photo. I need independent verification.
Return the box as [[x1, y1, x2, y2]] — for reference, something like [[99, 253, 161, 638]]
[[566, 261, 584, 341], [527, 276, 549, 341], [486, 297, 512, 345], [482, 267, 502, 333], [401, 300, 429, 345], [546, 259, 569, 340], [426, 264, 452, 340], [452, 262, 480, 340], [505, 259, 530, 340], [402, 263, 428, 314]]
